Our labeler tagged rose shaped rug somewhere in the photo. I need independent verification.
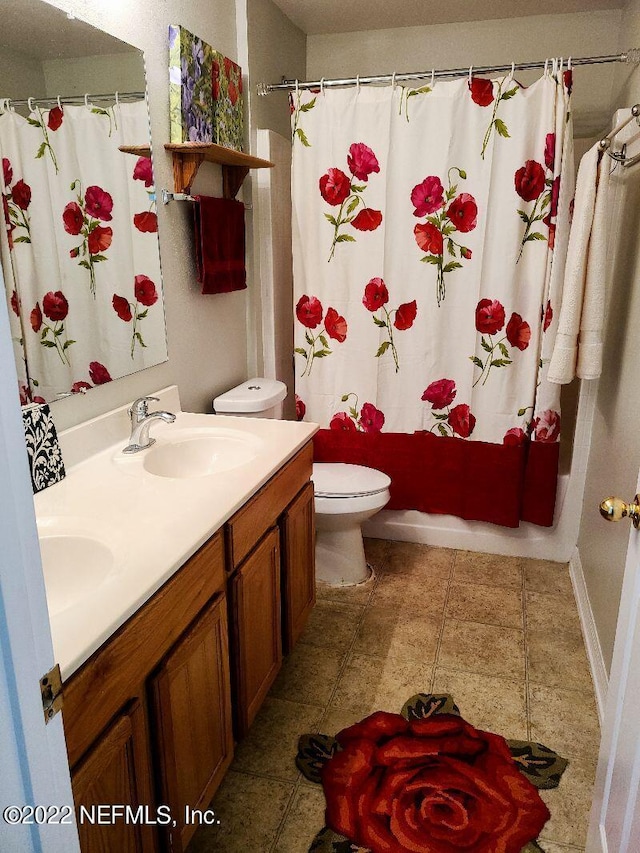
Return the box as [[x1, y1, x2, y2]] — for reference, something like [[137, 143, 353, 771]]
[[296, 693, 568, 853]]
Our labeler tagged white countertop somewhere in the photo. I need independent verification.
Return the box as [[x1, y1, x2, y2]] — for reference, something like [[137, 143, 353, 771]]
[[35, 387, 317, 680]]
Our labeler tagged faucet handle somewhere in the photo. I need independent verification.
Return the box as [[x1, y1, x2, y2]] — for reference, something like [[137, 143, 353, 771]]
[[130, 396, 160, 418]]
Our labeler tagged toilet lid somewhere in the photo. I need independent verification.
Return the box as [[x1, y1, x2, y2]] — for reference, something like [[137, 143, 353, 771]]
[[312, 463, 391, 498]]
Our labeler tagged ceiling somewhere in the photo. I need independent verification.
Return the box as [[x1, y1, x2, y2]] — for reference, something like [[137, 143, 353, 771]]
[[3, 0, 137, 59], [271, 0, 622, 35]]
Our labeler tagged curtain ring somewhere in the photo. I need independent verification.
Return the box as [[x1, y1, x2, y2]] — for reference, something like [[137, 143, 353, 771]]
[[510, 61, 515, 78], [559, 57, 564, 76], [567, 56, 572, 70], [544, 58, 549, 76], [391, 71, 396, 89], [56, 95, 62, 110], [28, 97, 36, 112], [114, 91, 120, 106], [468, 65, 473, 84], [320, 77, 325, 95], [84, 93, 90, 108], [356, 75, 360, 93], [431, 68, 435, 88], [294, 78, 299, 96]]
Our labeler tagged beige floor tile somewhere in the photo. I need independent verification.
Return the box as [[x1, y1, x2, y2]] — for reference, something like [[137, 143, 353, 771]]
[[372, 572, 448, 616], [529, 684, 600, 761], [438, 618, 526, 680], [318, 705, 374, 738], [528, 630, 594, 693], [352, 606, 441, 662], [526, 591, 584, 639], [331, 651, 433, 714], [364, 537, 389, 570], [271, 644, 346, 707], [273, 786, 327, 852], [537, 844, 584, 852], [316, 574, 375, 605], [187, 771, 293, 852], [453, 551, 524, 588], [232, 698, 323, 781], [432, 668, 528, 741], [446, 582, 523, 628], [299, 601, 364, 651], [539, 757, 597, 848], [383, 541, 455, 578], [524, 559, 574, 598]]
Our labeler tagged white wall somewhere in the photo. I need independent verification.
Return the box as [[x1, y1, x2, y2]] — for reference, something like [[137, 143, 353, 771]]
[[307, 10, 622, 138], [29, 0, 248, 430], [576, 0, 640, 674], [42, 52, 145, 96], [0, 46, 46, 102]]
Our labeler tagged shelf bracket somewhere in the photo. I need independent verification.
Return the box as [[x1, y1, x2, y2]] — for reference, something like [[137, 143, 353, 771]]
[[171, 151, 205, 194], [223, 165, 250, 200]]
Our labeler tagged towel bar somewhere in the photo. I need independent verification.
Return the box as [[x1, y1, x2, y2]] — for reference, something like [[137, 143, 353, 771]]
[[161, 189, 253, 209], [600, 104, 640, 168]]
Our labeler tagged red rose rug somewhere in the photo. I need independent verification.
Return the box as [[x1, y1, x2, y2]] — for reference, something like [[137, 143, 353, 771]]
[[296, 693, 568, 853]]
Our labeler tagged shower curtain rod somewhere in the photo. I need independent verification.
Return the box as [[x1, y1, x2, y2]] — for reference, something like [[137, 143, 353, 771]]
[[257, 49, 640, 94], [4, 91, 145, 109]]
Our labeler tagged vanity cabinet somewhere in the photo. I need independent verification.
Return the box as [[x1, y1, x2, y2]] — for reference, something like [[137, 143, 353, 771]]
[[63, 441, 315, 853]]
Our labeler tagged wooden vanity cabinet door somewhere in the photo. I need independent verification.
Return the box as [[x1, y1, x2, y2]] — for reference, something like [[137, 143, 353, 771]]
[[72, 699, 156, 853], [281, 481, 316, 653], [149, 594, 234, 853], [230, 526, 282, 737]]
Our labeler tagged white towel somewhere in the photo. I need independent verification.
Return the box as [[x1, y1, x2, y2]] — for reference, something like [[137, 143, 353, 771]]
[[548, 142, 608, 384]]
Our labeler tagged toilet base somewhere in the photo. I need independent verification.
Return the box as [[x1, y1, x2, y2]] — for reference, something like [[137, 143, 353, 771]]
[[315, 523, 372, 586]]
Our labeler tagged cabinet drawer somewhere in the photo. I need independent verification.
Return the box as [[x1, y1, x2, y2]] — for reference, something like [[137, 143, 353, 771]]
[[226, 442, 312, 569], [64, 532, 225, 767]]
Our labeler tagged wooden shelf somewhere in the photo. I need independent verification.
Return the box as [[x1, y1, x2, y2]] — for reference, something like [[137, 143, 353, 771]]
[[119, 145, 151, 157], [164, 142, 274, 199]]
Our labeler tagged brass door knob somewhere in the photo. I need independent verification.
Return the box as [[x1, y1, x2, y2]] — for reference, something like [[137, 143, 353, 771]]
[[599, 495, 640, 528]]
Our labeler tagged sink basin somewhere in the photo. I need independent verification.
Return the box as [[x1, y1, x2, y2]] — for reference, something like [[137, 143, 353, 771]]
[[38, 521, 116, 617], [141, 428, 263, 479]]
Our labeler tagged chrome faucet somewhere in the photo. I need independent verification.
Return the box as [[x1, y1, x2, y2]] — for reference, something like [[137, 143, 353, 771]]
[[123, 396, 176, 454]]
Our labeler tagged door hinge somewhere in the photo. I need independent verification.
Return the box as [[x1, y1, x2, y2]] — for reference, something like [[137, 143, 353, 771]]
[[40, 664, 63, 724]]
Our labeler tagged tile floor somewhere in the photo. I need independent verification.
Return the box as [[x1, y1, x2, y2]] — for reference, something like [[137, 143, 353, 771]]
[[188, 539, 600, 853]]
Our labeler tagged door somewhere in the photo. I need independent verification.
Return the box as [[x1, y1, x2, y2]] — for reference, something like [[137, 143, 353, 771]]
[[587, 472, 640, 851], [72, 701, 156, 853], [150, 595, 234, 853], [230, 526, 282, 737], [280, 481, 316, 653]]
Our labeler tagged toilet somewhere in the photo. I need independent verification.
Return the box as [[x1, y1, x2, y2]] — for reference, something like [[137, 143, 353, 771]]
[[312, 463, 390, 586], [214, 379, 391, 586]]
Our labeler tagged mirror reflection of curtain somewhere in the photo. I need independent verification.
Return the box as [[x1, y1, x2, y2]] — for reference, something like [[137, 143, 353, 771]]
[[0, 101, 167, 404], [292, 72, 574, 527]]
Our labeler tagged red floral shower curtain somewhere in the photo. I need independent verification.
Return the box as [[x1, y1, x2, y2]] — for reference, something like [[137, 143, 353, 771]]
[[291, 68, 574, 527]]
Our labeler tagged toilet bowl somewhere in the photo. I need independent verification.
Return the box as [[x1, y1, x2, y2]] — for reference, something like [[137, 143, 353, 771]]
[[313, 463, 391, 586]]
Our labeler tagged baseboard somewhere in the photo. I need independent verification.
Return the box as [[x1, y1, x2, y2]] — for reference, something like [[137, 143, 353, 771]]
[[570, 547, 609, 723]]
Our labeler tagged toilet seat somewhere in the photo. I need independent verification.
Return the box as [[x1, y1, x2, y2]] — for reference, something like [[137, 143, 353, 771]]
[[312, 463, 391, 498]]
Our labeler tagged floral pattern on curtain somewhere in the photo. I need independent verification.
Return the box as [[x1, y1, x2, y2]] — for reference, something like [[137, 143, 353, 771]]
[[0, 101, 167, 404], [292, 70, 574, 527]]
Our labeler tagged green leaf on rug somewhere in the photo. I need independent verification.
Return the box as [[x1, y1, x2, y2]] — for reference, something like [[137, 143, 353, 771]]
[[507, 740, 569, 789], [401, 693, 461, 721], [296, 733, 340, 784], [309, 826, 362, 852]]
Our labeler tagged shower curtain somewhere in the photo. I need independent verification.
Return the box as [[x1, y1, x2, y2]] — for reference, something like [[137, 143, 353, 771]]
[[291, 68, 574, 527], [0, 100, 166, 404]]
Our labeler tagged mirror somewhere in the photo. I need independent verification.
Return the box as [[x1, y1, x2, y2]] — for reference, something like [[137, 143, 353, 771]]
[[0, 1, 168, 405]]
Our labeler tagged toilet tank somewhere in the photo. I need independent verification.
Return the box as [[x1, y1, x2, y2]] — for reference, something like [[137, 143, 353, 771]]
[[213, 378, 287, 418]]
